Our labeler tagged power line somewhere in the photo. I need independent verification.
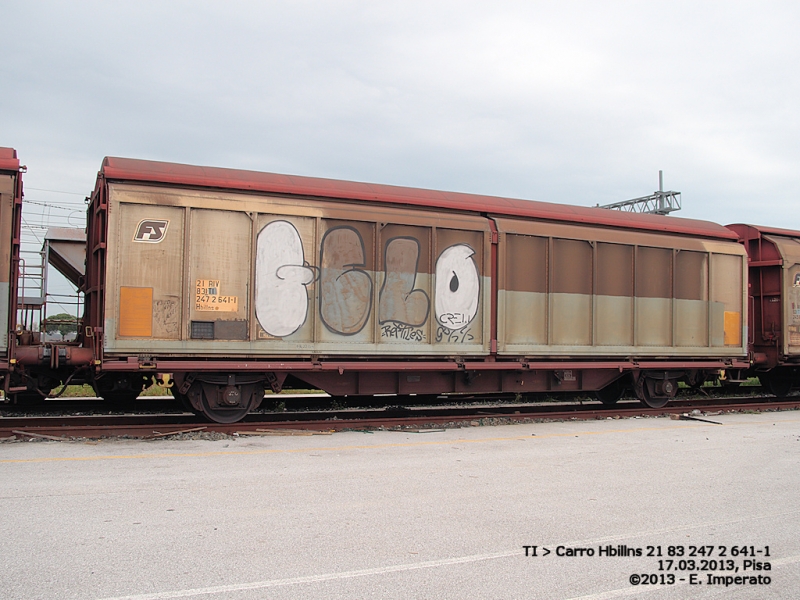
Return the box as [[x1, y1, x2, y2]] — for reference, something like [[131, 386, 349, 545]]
[[23, 199, 87, 210], [20, 217, 43, 244], [25, 187, 87, 196]]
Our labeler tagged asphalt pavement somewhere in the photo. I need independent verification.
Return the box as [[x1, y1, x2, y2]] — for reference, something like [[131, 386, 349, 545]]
[[1, 411, 798, 599]]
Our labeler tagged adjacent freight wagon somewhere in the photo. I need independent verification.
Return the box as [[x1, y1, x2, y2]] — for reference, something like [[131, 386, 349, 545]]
[[0, 148, 23, 366], [3, 151, 752, 422], [727, 224, 800, 395]]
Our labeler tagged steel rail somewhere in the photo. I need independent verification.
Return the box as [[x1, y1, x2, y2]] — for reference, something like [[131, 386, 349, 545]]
[[2, 398, 798, 441]]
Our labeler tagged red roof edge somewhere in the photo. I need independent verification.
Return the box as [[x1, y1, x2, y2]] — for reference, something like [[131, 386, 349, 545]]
[[727, 223, 800, 240], [100, 156, 739, 241], [0, 147, 19, 172]]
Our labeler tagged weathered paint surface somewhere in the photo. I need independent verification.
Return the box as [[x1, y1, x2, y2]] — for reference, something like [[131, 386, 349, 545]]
[[495, 217, 747, 356], [502, 291, 546, 345], [0, 174, 14, 351], [551, 293, 592, 346], [0, 281, 8, 349], [102, 181, 746, 360], [789, 264, 800, 349], [103, 184, 489, 356], [595, 295, 632, 346]]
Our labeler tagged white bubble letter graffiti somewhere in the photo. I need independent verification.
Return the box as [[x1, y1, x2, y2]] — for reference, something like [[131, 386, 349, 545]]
[[434, 244, 479, 330], [255, 221, 315, 337]]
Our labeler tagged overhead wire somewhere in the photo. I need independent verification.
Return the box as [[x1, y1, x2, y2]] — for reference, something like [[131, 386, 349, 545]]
[[17, 190, 87, 322]]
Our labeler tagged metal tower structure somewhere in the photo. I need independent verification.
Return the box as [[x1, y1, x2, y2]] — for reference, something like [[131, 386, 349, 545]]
[[597, 171, 681, 215]]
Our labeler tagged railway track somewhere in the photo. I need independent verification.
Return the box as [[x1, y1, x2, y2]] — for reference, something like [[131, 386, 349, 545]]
[[2, 395, 799, 441]]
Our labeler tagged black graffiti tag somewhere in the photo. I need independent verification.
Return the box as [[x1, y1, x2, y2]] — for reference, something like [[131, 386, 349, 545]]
[[381, 322, 425, 342], [435, 325, 474, 344]]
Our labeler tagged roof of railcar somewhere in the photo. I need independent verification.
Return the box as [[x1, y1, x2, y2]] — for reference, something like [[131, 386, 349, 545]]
[[727, 223, 800, 239], [100, 156, 737, 241], [0, 147, 19, 172]]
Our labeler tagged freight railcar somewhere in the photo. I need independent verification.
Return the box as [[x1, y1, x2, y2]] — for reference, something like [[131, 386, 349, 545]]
[[3, 152, 751, 422], [727, 224, 800, 394], [0, 148, 22, 370]]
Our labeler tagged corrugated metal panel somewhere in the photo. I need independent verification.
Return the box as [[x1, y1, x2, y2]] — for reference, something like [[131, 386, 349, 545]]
[[100, 156, 738, 240], [114, 202, 185, 340], [710, 253, 743, 347], [494, 216, 747, 356]]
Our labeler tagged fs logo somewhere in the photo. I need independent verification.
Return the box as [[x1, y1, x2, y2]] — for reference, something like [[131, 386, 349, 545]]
[[133, 219, 169, 243]]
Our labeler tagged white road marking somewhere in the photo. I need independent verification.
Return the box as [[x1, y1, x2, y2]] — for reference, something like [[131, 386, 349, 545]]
[[96, 552, 514, 600], [97, 513, 800, 600], [771, 554, 800, 567], [567, 587, 665, 600]]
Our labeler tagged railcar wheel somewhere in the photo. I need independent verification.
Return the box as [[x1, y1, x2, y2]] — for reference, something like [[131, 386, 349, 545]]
[[595, 380, 626, 406], [188, 381, 261, 424], [170, 387, 199, 414], [759, 374, 792, 398], [199, 396, 251, 424], [635, 377, 671, 409]]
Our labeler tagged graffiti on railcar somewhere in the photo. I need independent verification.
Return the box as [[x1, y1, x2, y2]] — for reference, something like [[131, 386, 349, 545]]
[[381, 322, 426, 342], [378, 236, 430, 341], [435, 325, 474, 344], [319, 226, 373, 335], [255, 220, 317, 337], [434, 244, 480, 331], [254, 221, 481, 342]]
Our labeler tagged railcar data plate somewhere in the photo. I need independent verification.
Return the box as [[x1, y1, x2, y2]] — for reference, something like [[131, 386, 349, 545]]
[[195, 279, 238, 312]]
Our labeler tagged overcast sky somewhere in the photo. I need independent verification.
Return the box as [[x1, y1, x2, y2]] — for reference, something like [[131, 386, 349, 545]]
[[3, 1, 800, 234]]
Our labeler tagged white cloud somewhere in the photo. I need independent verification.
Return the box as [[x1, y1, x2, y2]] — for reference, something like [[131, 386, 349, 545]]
[[2, 0, 800, 228]]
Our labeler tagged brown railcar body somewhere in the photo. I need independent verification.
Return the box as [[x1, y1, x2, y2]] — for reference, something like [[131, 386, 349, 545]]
[[726, 224, 800, 394], [3, 153, 757, 421], [0, 148, 22, 367]]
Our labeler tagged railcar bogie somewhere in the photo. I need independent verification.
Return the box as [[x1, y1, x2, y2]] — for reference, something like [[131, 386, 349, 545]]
[[634, 372, 680, 409], [169, 372, 266, 423], [92, 373, 151, 407]]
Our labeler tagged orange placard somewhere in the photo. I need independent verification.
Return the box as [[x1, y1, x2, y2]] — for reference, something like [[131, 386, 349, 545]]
[[723, 311, 741, 346], [119, 287, 153, 337]]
